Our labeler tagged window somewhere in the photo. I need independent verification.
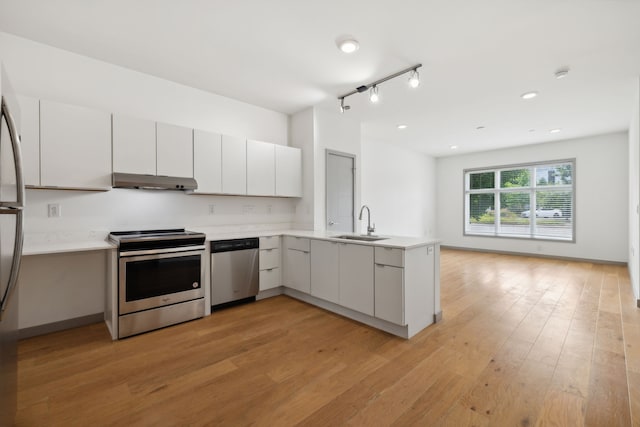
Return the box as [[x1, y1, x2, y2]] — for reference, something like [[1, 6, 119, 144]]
[[464, 160, 574, 241]]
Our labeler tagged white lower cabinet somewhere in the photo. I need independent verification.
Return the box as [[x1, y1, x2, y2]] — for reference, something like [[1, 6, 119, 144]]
[[282, 237, 310, 293], [310, 240, 340, 303], [338, 243, 374, 316], [259, 236, 281, 291], [374, 264, 404, 325]]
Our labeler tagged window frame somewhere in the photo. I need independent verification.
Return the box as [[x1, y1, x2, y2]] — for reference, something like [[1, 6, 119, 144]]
[[463, 159, 576, 242]]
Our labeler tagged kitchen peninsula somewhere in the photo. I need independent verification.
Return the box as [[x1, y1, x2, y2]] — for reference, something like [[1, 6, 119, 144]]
[[20, 229, 441, 340]]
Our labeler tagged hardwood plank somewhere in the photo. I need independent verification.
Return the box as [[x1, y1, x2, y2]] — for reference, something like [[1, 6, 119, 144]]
[[15, 249, 638, 426]]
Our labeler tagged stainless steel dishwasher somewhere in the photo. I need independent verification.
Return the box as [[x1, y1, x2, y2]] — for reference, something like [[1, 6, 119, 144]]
[[210, 238, 259, 307]]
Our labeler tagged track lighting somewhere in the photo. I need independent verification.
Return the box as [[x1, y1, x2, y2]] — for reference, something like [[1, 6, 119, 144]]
[[369, 86, 379, 103], [339, 97, 350, 113], [337, 63, 421, 112], [408, 69, 420, 88]]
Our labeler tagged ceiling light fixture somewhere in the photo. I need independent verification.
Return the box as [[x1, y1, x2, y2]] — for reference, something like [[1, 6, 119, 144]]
[[555, 68, 569, 79], [397, 124, 408, 130], [450, 145, 458, 150], [369, 85, 380, 103], [339, 97, 350, 113], [408, 69, 420, 88], [337, 64, 422, 112], [336, 37, 359, 54], [521, 91, 538, 100], [550, 128, 561, 134]]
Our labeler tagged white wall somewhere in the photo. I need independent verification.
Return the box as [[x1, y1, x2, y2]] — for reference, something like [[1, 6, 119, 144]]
[[313, 107, 362, 232], [629, 77, 640, 298], [0, 32, 288, 144], [290, 108, 315, 230], [361, 139, 436, 237], [0, 32, 297, 237], [436, 132, 629, 262]]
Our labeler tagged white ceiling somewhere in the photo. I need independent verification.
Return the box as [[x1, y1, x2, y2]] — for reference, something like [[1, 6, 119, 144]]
[[1, 0, 639, 157]]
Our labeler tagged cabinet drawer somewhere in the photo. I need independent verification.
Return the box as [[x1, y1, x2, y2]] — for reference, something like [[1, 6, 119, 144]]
[[259, 236, 280, 250], [260, 268, 280, 290], [375, 247, 404, 267], [283, 236, 310, 252], [260, 248, 280, 270]]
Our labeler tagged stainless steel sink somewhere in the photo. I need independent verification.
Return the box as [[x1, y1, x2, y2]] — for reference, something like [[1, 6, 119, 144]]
[[333, 235, 389, 242]]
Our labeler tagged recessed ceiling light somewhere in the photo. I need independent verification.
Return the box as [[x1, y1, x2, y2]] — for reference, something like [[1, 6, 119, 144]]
[[397, 124, 408, 130], [529, 129, 536, 132], [450, 145, 458, 150], [521, 91, 538, 100], [555, 68, 569, 79], [550, 128, 561, 134], [336, 37, 359, 54]]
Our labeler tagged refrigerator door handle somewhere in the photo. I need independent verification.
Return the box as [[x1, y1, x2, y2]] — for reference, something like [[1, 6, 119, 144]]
[[0, 209, 23, 321], [0, 96, 25, 209]]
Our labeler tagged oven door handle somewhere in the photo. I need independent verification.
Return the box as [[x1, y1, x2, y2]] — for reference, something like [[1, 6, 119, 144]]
[[119, 245, 206, 257]]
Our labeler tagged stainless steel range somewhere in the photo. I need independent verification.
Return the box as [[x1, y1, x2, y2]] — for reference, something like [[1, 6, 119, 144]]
[[109, 228, 206, 338]]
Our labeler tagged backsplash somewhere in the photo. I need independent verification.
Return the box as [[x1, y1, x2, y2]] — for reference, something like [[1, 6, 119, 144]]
[[24, 188, 297, 236]]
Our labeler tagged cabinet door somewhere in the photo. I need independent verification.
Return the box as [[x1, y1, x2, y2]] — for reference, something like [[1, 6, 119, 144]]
[[156, 122, 193, 178], [375, 264, 404, 325], [310, 240, 340, 303], [283, 248, 310, 293], [193, 129, 222, 193], [40, 100, 111, 189], [221, 135, 246, 195], [112, 114, 156, 175], [275, 145, 302, 197], [339, 243, 374, 315], [15, 95, 40, 186], [246, 140, 275, 196], [259, 268, 280, 291]]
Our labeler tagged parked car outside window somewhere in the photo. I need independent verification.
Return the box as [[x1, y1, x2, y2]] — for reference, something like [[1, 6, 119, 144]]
[[520, 208, 562, 218]]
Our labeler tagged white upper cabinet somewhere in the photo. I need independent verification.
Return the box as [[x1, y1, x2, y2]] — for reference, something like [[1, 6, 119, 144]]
[[275, 145, 302, 197], [221, 135, 246, 195], [112, 114, 156, 175], [156, 122, 193, 178], [246, 140, 275, 196], [193, 129, 222, 194], [15, 95, 40, 186], [40, 100, 111, 189]]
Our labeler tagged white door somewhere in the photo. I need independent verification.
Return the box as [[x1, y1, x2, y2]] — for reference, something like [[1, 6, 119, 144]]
[[326, 151, 354, 233]]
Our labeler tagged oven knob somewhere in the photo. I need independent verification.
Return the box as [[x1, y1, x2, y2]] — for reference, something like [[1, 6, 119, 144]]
[[192, 282, 199, 288]]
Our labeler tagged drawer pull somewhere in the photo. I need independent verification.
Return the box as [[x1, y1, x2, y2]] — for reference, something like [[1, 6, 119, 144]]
[[266, 268, 274, 272]]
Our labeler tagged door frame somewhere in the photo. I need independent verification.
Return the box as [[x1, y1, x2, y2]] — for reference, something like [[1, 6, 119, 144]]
[[325, 149, 356, 232]]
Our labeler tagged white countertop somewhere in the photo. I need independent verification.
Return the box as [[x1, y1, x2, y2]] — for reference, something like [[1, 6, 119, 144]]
[[22, 228, 440, 256]]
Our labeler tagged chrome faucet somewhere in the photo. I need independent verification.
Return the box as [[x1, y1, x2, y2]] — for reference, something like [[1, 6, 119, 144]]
[[358, 205, 376, 235]]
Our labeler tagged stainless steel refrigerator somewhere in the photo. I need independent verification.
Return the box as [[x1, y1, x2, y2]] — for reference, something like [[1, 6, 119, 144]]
[[0, 64, 25, 427]]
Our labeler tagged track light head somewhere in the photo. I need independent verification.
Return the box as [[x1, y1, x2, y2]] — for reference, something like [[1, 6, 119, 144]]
[[408, 69, 420, 88], [369, 86, 380, 103], [339, 98, 350, 113]]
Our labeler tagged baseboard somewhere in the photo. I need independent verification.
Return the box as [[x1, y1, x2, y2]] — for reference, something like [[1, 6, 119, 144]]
[[256, 286, 284, 300], [441, 245, 627, 266], [19, 313, 104, 339]]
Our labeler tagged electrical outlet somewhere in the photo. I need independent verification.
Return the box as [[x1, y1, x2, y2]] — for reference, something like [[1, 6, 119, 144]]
[[208, 204, 215, 215], [48, 203, 61, 218]]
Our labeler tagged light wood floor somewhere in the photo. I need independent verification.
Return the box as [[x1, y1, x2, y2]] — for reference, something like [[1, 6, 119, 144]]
[[16, 249, 640, 426]]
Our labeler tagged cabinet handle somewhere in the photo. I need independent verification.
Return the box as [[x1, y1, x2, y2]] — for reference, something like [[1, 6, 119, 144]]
[[376, 264, 385, 268], [266, 248, 273, 252], [266, 268, 274, 272]]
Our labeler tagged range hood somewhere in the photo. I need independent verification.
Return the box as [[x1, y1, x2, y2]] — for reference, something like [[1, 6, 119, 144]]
[[112, 173, 198, 191]]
